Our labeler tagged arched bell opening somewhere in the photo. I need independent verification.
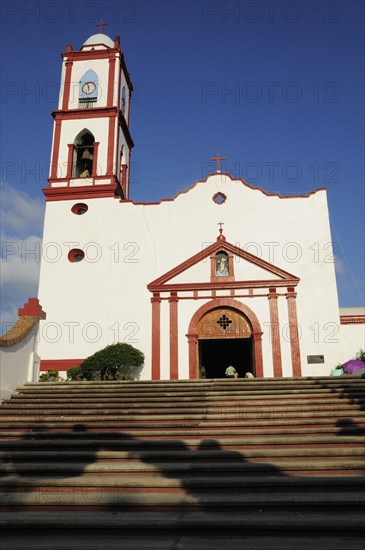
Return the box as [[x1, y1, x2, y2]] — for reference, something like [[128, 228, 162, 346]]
[[73, 130, 95, 178]]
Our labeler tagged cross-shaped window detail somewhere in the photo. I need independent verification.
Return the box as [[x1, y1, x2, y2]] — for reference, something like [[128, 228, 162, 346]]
[[217, 315, 232, 330]]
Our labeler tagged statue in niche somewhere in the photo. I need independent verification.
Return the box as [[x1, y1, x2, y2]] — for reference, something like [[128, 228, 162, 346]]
[[216, 253, 229, 276]]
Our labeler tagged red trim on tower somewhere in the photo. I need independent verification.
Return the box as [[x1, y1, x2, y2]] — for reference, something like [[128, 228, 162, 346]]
[[187, 298, 264, 378], [66, 144, 74, 178], [92, 142, 100, 177], [169, 292, 179, 379], [40, 359, 84, 372], [286, 287, 302, 377], [107, 116, 116, 174], [151, 293, 161, 380], [107, 56, 116, 107], [50, 120, 62, 179], [43, 184, 122, 201], [268, 288, 283, 377], [121, 164, 128, 198], [62, 60, 73, 110], [18, 298, 46, 319]]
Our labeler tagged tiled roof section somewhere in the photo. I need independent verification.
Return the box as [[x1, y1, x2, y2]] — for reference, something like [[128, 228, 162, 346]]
[[0, 316, 38, 347], [0, 298, 46, 347]]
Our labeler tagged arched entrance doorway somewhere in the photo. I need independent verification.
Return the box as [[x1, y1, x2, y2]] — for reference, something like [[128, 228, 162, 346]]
[[187, 299, 263, 379], [198, 308, 253, 378]]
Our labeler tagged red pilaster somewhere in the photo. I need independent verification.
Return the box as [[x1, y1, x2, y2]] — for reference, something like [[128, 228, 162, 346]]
[[121, 164, 127, 196], [169, 292, 179, 379], [107, 56, 116, 107], [66, 144, 74, 179], [92, 141, 100, 178], [107, 117, 116, 175], [268, 288, 283, 377], [187, 334, 198, 379], [151, 293, 161, 380], [62, 60, 73, 110], [286, 287, 302, 377], [252, 332, 264, 378], [50, 120, 62, 179]]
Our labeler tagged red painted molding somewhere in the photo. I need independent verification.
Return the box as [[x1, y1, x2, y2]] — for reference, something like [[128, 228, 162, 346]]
[[169, 293, 179, 379], [52, 106, 119, 120], [148, 237, 299, 293], [62, 60, 73, 110], [50, 120, 62, 179], [151, 293, 161, 380], [40, 358, 84, 371], [107, 117, 116, 174], [92, 142, 100, 178], [107, 56, 116, 107], [340, 315, 365, 324], [18, 298, 46, 319], [268, 290, 283, 377], [187, 298, 264, 378], [286, 289, 302, 376], [66, 144, 74, 179], [43, 183, 123, 201], [124, 172, 326, 207]]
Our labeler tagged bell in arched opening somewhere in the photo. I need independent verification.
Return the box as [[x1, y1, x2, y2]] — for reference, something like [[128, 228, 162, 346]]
[[73, 131, 95, 178]]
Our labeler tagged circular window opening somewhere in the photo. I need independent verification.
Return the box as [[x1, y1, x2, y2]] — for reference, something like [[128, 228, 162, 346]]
[[68, 249, 85, 263], [213, 192, 227, 205], [71, 203, 88, 215]]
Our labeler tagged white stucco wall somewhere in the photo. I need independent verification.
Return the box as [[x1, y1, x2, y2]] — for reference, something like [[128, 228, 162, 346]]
[[38, 174, 346, 379], [339, 324, 365, 363], [0, 329, 40, 401]]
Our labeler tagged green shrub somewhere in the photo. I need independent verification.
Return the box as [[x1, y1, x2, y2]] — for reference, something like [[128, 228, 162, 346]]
[[66, 367, 84, 381], [39, 369, 60, 382], [80, 343, 144, 381], [356, 349, 365, 362]]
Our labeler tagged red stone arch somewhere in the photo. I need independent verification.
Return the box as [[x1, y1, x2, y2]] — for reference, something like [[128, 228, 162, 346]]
[[187, 298, 263, 379]]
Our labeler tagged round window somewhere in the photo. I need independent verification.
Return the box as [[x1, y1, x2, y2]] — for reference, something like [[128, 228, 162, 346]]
[[68, 249, 85, 263], [71, 203, 88, 215]]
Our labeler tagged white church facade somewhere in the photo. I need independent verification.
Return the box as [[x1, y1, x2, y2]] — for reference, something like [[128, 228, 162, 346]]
[[36, 31, 364, 380]]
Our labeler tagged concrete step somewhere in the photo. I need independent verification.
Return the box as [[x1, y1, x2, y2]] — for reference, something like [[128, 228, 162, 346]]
[[2, 486, 365, 507], [1, 534, 364, 550], [1, 434, 364, 448], [2, 462, 365, 477], [1, 511, 364, 548], [2, 446, 364, 462], [1, 377, 364, 545], [2, 424, 364, 439], [2, 474, 365, 488]]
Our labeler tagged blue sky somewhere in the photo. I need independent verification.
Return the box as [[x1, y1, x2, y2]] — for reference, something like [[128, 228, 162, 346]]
[[0, 0, 364, 330]]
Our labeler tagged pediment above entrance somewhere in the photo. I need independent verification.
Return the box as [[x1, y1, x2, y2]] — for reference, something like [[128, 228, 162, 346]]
[[148, 234, 299, 292]]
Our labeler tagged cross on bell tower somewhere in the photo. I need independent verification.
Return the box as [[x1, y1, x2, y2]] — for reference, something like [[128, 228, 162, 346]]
[[210, 153, 226, 173], [96, 20, 108, 33]]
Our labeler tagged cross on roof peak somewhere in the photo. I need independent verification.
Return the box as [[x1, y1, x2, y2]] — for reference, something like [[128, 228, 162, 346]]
[[217, 221, 226, 241], [96, 20, 108, 33], [210, 153, 226, 172]]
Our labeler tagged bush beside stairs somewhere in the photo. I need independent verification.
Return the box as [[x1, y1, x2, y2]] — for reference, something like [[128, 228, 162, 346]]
[[1, 376, 365, 549]]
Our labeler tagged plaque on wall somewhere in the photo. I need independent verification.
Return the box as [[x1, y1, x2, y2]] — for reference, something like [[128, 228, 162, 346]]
[[307, 355, 325, 364]]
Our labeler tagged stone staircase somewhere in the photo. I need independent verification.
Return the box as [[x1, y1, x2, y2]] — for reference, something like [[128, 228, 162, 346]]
[[1, 376, 365, 549]]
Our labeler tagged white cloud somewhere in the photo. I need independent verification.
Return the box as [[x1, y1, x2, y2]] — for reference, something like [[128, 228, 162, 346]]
[[0, 183, 44, 330], [0, 182, 44, 238]]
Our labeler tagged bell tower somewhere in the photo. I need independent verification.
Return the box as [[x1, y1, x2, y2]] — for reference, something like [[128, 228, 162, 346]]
[[44, 28, 134, 201]]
